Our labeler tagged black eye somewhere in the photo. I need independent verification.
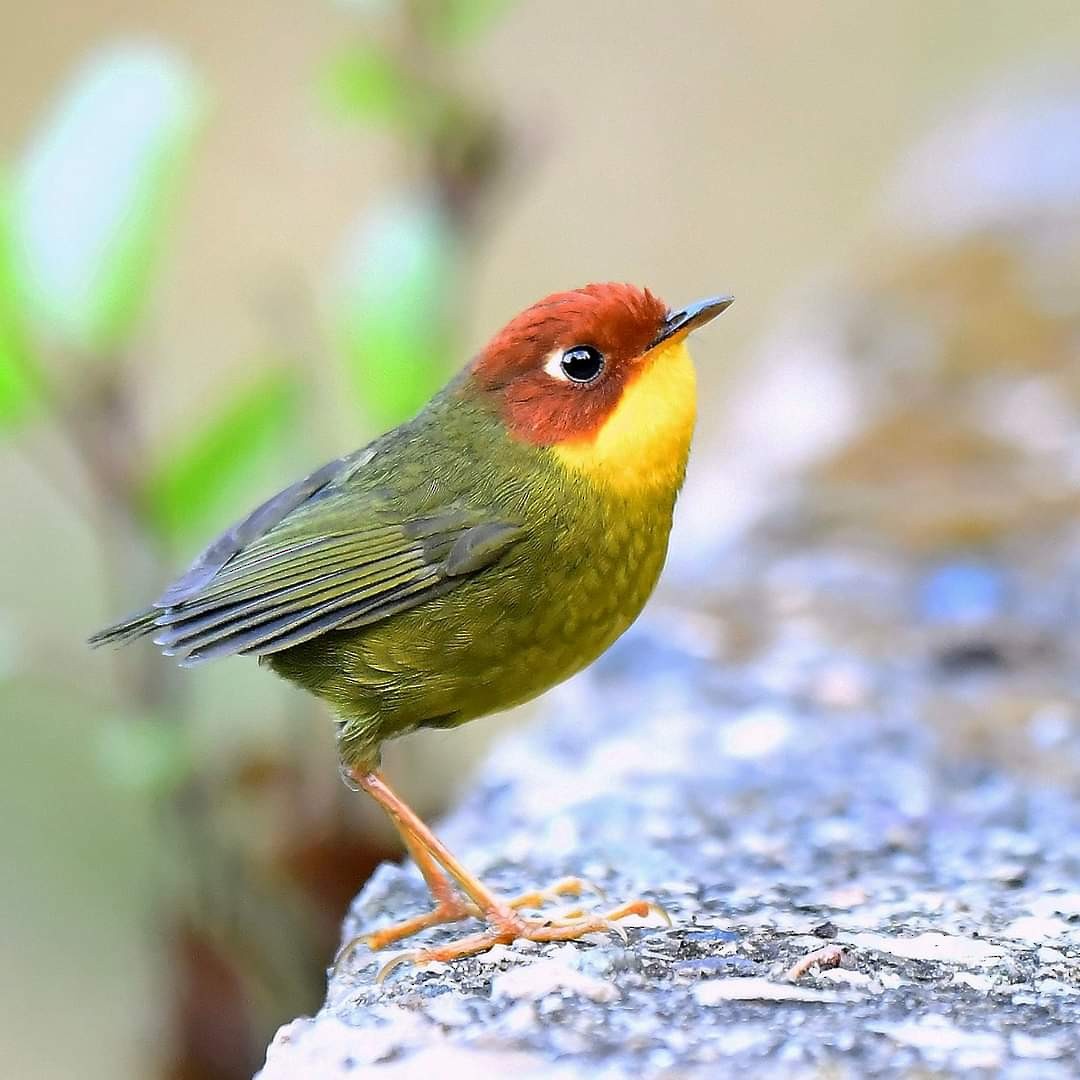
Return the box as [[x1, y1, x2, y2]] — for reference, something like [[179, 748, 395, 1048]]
[[560, 345, 605, 383]]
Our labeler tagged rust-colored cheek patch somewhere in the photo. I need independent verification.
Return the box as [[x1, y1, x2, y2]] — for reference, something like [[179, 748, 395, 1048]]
[[501, 370, 627, 446]]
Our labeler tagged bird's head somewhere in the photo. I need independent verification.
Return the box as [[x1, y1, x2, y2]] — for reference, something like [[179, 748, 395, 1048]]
[[467, 283, 732, 493]]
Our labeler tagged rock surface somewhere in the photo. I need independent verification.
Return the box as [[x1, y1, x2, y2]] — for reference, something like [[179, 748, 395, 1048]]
[[260, 534, 1080, 1079], [260, 74, 1080, 1079]]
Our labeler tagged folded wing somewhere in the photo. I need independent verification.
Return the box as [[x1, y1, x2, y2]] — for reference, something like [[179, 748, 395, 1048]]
[[90, 452, 523, 666]]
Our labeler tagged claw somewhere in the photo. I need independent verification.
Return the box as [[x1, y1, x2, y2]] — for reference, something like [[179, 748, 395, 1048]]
[[605, 921, 630, 945], [647, 901, 673, 927], [376, 951, 419, 984], [332, 935, 365, 979]]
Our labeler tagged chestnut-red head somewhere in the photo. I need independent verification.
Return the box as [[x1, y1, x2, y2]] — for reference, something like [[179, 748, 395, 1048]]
[[468, 283, 732, 449]]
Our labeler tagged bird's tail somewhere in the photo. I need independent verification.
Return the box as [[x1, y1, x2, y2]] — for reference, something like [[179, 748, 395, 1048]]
[[88, 608, 158, 648]]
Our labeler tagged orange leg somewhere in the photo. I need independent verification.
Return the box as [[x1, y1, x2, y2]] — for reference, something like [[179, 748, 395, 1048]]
[[346, 780, 604, 955], [363, 829, 479, 951], [346, 769, 665, 977], [365, 835, 599, 952]]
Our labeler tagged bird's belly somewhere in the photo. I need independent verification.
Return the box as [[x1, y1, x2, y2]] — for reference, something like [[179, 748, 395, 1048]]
[[270, 501, 672, 765], [452, 540, 665, 718]]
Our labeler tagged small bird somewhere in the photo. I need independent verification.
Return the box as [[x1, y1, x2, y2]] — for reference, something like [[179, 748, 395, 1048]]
[[91, 283, 732, 968]]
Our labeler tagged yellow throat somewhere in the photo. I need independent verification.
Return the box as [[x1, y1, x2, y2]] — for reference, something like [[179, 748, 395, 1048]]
[[553, 339, 697, 496]]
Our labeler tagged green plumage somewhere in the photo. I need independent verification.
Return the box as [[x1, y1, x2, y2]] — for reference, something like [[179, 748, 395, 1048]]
[[91, 384, 679, 768]]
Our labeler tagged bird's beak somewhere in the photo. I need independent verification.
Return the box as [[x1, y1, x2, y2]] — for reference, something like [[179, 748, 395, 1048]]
[[650, 294, 734, 349]]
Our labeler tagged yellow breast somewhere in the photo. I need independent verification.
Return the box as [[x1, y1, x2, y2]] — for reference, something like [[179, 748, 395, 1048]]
[[552, 339, 697, 496]]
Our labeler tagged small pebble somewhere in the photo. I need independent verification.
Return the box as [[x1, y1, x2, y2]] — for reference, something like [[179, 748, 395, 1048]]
[[693, 977, 848, 1005], [490, 959, 619, 1004]]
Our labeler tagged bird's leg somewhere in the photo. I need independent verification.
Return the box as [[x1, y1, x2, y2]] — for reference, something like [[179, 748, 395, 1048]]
[[357, 790, 602, 953], [353, 769, 524, 933], [349, 769, 662, 974], [398, 829, 469, 911], [397, 828, 602, 916], [361, 827, 480, 951]]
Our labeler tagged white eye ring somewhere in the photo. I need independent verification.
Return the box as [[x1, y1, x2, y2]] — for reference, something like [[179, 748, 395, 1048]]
[[543, 344, 605, 384], [542, 349, 568, 380]]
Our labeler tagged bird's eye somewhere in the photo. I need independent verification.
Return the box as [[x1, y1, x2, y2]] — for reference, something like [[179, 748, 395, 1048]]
[[558, 345, 604, 384]]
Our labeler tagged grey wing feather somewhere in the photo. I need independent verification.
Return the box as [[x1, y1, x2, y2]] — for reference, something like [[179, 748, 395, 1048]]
[[157, 454, 354, 606], [444, 522, 526, 576], [89, 446, 524, 665]]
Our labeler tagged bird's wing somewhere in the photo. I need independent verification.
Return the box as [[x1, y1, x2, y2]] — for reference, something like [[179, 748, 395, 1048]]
[[90, 449, 524, 665]]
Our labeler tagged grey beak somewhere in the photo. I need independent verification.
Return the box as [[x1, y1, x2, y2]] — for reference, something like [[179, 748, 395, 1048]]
[[652, 294, 734, 348]]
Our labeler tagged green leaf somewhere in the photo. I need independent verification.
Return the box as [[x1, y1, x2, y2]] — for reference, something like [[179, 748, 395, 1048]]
[[10, 43, 203, 355], [429, 0, 516, 41], [143, 368, 298, 542], [335, 195, 458, 427], [321, 45, 440, 133], [0, 186, 40, 428], [323, 46, 408, 123]]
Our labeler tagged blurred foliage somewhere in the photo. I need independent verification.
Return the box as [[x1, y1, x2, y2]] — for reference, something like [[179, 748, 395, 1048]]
[[430, 0, 515, 40], [9, 45, 202, 356], [142, 367, 298, 543], [337, 197, 457, 426], [0, 185, 40, 428], [325, 0, 513, 427], [322, 47, 436, 133], [97, 713, 193, 796], [1, 4, 516, 1076], [335, 0, 512, 42]]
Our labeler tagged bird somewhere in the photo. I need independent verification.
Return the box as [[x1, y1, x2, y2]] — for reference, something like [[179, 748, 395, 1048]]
[[91, 282, 733, 970]]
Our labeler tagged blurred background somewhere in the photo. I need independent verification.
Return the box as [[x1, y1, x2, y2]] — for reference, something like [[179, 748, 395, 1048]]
[[5, 2, 1080, 1077]]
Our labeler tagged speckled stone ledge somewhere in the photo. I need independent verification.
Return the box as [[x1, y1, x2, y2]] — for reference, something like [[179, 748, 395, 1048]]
[[260, 538, 1080, 1080]]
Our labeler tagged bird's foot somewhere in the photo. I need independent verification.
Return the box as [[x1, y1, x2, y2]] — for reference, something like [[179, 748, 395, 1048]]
[[376, 897, 667, 982], [362, 895, 477, 952], [359, 875, 601, 953], [344, 771, 668, 984], [333, 878, 605, 973]]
